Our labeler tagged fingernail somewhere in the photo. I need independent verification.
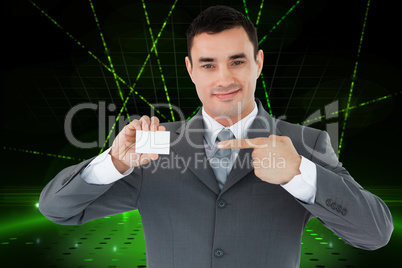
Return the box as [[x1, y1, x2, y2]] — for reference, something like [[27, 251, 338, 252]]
[[217, 142, 226, 148], [152, 124, 157, 131]]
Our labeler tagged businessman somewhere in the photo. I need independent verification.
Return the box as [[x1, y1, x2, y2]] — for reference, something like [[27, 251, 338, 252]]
[[39, 5, 393, 268]]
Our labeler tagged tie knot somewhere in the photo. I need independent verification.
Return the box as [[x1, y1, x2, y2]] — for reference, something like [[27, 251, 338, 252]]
[[217, 128, 234, 143], [213, 128, 234, 158]]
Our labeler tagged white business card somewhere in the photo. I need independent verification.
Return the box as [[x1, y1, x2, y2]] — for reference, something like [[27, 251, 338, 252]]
[[135, 130, 170, 155]]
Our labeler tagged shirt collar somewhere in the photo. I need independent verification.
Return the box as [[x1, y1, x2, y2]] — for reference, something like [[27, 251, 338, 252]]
[[202, 101, 258, 147]]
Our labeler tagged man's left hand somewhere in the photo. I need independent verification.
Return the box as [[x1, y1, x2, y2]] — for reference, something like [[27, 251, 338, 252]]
[[218, 135, 302, 184]]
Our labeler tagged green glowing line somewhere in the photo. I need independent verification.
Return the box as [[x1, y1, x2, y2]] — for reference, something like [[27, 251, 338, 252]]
[[28, 0, 170, 155], [28, 0, 165, 120], [242, 0, 251, 20], [0, 215, 47, 235], [255, 0, 265, 26], [260, 72, 273, 116], [100, 0, 178, 153], [298, 91, 398, 125], [88, 0, 131, 121], [186, 105, 201, 121], [2, 146, 85, 161], [338, 0, 371, 157], [259, 0, 301, 45], [141, 0, 176, 122]]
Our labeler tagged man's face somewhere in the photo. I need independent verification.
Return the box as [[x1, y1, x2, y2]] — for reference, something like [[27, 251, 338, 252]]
[[185, 26, 264, 126]]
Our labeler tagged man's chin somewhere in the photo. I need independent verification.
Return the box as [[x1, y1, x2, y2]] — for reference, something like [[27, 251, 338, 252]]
[[210, 105, 245, 124]]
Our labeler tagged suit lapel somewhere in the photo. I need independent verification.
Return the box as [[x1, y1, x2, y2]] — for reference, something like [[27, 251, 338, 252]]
[[220, 99, 282, 194], [170, 110, 220, 195]]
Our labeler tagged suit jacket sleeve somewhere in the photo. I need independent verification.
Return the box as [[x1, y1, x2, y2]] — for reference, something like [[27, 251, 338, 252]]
[[298, 130, 393, 250], [38, 156, 143, 225]]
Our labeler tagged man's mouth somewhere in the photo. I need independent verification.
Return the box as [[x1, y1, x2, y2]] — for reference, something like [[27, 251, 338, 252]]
[[213, 89, 241, 101]]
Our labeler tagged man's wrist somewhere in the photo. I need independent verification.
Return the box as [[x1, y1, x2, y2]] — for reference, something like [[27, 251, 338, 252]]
[[109, 151, 130, 174], [280, 156, 317, 204]]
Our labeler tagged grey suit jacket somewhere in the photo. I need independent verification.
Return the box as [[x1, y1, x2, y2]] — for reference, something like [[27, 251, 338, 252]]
[[39, 99, 393, 268]]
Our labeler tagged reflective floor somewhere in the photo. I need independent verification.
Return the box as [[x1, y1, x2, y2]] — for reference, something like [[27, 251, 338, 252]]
[[1, 189, 400, 268]]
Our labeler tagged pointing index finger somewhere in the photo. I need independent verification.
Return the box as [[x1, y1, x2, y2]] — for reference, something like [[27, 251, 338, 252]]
[[218, 139, 256, 149]]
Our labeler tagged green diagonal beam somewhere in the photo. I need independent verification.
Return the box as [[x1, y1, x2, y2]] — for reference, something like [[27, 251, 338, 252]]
[[242, 0, 251, 20], [338, 0, 371, 157], [259, 0, 301, 45], [88, 0, 131, 121], [141, 0, 176, 122], [2, 146, 86, 162], [260, 72, 273, 115], [255, 0, 265, 26], [257, 0, 301, 116], [28, 0, 166, 121], [100, 0, 179, 153], [299, 91, 399, 125], [186, 105, 201, 121], [25, 0, 177, 154]]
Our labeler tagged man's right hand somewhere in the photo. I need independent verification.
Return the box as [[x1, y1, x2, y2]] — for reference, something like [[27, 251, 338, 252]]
[[109, 115, 166, 174]]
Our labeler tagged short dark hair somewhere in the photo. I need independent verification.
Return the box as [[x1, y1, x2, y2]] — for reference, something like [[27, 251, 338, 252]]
[[186, 5, 258, 63]]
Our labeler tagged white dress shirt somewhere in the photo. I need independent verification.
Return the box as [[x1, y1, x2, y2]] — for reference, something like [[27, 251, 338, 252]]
[[81, 102, 317, 204]]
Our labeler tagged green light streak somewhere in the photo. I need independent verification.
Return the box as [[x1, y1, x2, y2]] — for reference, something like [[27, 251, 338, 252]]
[[88, 0, 131, 121], [244, 0, 271, 116], [260, 72, 273, 116], [27, 0, 166, 121], [27, 0, 178, 155], [259, 0, 301, 45], [186, 105, 201, 121], [242, 0, 251, 20], [298, 91, 398, 125], [338, 0, 371, 157], [0, 215, 47, 236], [141, 0, 176, 122], [255, 0, 265, 26], [100, 0, 178, 153], [2, 146, 85, 161]]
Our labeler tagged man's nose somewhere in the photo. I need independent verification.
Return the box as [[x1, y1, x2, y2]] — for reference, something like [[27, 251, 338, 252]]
[[216, 66, 234, 87]]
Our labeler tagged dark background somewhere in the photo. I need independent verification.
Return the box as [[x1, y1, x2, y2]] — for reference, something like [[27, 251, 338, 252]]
[[1, 0, 401, 267]]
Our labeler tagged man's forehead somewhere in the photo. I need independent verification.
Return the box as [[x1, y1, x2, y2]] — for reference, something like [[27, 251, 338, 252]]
[[191, 35, 254, 61], [191, 27, 254, 59]]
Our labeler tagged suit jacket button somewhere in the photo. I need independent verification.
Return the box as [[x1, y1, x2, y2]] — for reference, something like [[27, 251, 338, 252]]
[[336, 204, 343, 212], [325, 199, 332, 206], [217, 199, 227, 208], [214, 248, 224, 258], [341, 208, 348, 216]]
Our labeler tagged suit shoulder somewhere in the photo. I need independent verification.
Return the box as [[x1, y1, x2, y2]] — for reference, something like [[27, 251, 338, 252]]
[[275, 118, 326, 157], [160, 120, 185, 132], [276, 118, 322, 139]]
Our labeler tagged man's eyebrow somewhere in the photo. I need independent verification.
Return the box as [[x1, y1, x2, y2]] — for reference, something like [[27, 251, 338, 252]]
[[198, 57, 215, 62], [229, 53, 246, 60], [197, 53, 246, 62]]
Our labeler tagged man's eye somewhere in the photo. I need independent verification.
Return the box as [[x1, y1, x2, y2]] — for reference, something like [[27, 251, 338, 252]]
[[233, 61, 244, 66], [202, 64, 214, 69]]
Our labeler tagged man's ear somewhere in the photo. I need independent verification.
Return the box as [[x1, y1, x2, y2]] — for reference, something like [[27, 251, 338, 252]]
[[185, 56, 195, 83], [256, 49, 264, 78]]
